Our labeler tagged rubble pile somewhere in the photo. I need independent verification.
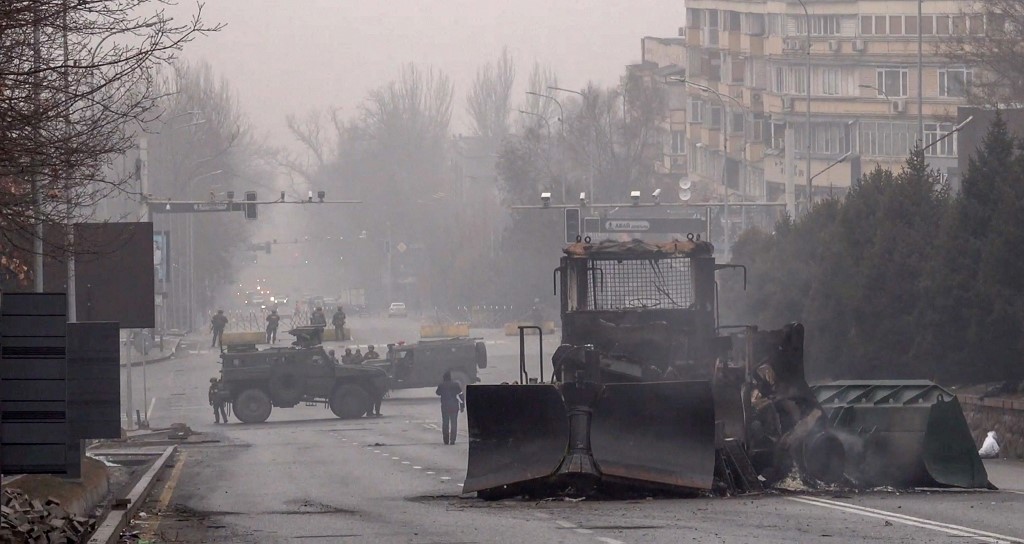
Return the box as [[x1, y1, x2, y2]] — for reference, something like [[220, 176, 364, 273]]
[[0, 488, 95, 544]]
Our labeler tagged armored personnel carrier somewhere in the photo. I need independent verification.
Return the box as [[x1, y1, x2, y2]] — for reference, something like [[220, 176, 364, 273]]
[[219, 326, 389, 423]]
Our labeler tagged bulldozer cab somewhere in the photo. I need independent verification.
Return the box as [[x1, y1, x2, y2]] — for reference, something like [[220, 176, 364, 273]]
[[555, 238, 720, 382]]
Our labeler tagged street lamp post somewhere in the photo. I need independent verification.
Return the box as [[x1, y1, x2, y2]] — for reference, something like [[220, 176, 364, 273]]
[[517, 109, 561, 201], [526, 91, 564, 136], [918, 0, 925, 146], [549, 86, 595, 203], [669, 77, 748, 258], [796, 0, 812, 207]]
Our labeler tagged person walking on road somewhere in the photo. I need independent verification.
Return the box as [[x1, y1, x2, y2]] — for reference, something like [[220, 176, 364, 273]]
[[435, 371, 465, 445], [209, 377, 229, 424], [210, 310, 228, 348], [332, 307, 346, 341], [265, 309, 280, 344]]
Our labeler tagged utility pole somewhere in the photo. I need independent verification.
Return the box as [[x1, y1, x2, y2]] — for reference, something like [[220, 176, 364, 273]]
[[32, 19, 43, 292], [797, 0, 812, 208], [918, 0, 925, 147]]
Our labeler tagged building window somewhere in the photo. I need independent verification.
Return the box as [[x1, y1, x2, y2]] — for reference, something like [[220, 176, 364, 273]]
[[924, 122, 958, 157], [905, 15, 918, 35], [939, 68, 972, 98], [877, 68, 909, 97], [708, 106, 723, 130], [671, 131, 686, 155], [798, 15, 841, 36], [858, 121, 916, 157], [821, 68, 841, 96], [689, 98, 704, 123], [730, 112, 745, 134]]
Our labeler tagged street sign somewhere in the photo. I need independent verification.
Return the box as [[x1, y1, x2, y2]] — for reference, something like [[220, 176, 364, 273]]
[[582, 217, 705, 235], [149, 202, 244, 214]]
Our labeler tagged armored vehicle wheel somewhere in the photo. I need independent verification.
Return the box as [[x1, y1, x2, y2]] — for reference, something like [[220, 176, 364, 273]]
[[234, 388, 273, 423], [475, 342, 487, 369], [330, 384, 371, 419]]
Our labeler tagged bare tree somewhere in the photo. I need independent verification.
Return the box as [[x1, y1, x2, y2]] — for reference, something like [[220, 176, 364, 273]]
[[0, 1, 219, 283], [522, 61, 560, 127], [466, 47, 515, 141], [948, 2, 1024, 104]]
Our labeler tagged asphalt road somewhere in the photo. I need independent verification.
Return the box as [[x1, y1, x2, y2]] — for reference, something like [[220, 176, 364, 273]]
[[122, 316, 1024, 543]]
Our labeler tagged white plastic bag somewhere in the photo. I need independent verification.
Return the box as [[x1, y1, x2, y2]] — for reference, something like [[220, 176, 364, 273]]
[[978, 431, 1000, 459]]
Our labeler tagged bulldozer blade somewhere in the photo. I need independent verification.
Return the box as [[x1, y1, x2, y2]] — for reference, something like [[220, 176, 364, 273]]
[[814, 381, 989, 489], [464, 384, 569, 494], [590, 381, 716, 490]]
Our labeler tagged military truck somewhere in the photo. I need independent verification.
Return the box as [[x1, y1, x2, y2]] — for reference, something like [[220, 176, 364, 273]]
[[219, 327, 389, 423], [369, 337, 487, 390]]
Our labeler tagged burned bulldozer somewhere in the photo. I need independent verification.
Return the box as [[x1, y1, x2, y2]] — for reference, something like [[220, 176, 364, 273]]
[[464, 237, 988, 498]]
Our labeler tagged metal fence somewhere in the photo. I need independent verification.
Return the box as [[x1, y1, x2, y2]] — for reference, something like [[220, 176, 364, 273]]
[[587, 258, 694, 310]]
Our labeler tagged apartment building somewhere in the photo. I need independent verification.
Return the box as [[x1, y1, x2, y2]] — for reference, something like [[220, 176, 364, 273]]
[[644, 0, 978, 213]]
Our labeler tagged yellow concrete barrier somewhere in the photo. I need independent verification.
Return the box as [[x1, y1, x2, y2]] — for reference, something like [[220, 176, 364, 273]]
[[222, 327, 350, 346], [420, 323, 471, 338], [221, 331, 265, 346], [503, 321, 557, 336]]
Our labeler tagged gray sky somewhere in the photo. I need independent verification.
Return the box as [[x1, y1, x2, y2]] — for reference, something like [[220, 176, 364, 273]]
[[176, 0, 684, 145]]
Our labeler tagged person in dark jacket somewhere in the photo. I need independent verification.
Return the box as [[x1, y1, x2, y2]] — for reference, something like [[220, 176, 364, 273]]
[[331, 307, 346, 341], [435, 371, 465, 445], [210, 310, 228, 348], [352, 347, 364, 364], [209, 377, 228, 424], [265, 309, 280, 344], [341, 347, 353, 364]]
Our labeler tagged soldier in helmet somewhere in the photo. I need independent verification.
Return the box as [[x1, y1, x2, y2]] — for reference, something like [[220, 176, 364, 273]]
[[209, 377, 229, 424], [341, 347, 354, 364], [364, 344, 379, 360]]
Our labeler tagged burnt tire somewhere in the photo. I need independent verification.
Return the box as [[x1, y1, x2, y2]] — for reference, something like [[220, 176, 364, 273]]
[[234, 388, 272, 423], [330, 384, 371, 419], [475, 342, 487, 369], [268, 368, 303, 406]]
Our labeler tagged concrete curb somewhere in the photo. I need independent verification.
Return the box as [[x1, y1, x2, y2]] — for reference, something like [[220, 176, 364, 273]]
[[87, 445, 176, 544]]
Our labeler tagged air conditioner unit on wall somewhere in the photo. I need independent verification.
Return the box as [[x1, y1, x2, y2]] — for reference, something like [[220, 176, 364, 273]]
[[852, 39, 866, 52], [891, 99, 906, 114], [782, 97, 794, 111], [828, 40, 840, 52], [751, 92, 764, 105]]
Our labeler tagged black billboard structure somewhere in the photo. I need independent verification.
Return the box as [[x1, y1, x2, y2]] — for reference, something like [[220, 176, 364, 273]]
[[73, 222, 155, 328], [0, 293, 120, 477]]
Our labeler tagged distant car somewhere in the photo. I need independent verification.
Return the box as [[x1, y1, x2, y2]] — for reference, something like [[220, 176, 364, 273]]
[[388, 302, 407, 318]]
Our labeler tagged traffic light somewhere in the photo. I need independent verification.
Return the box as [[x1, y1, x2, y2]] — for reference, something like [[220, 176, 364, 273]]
[[244, 191, 257, 220], [564, 208, 581, 244]]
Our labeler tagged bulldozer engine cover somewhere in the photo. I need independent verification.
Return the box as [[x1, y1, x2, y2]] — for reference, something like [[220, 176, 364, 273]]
[[590, 381, 716, 490], [813, 381, 989, 489], [464, 384, 569, 494]]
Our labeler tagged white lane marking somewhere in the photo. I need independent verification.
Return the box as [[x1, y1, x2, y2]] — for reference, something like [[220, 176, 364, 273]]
[[413, 466, 422, 469], [595, 538, 625, 544], [573, 528, 593, 535], [555, 520, 575, 528], [146, 397, 157, 420], [373, 450, 380, 453], [790, 496, 1023, 543], [401, 461, 410, 465], [381, 454, 390, 457], [1005, 490, 1024, 495], [457, 483, 464, 487], [533, 513, 551, 519], [391, 457, 401, 460], [426, 471, 435, 475]]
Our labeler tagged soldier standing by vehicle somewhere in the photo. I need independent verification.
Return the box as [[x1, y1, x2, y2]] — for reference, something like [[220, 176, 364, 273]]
[[352, 347, 364, 364], [341, 347, 354, 364], [209, 377, 229, 424], [435, 371, 465, 445], [332, 307, 346, 341], [266, 309, 280, 344], [364, 345, 379, 360], [310, 307, 326, 344], [210, 310, 228, 348]]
